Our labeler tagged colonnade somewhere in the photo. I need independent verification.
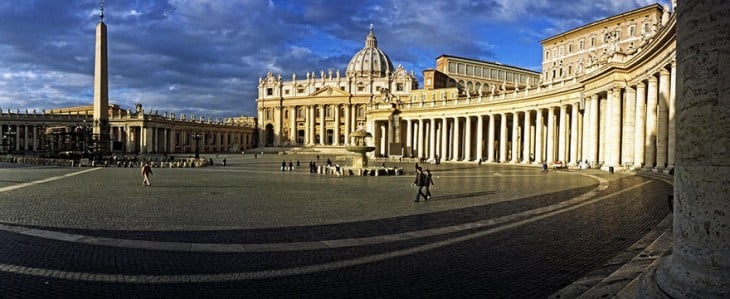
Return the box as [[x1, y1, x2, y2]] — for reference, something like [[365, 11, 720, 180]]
[[373, 62, 676, 172], [0, 119, 254, 155]]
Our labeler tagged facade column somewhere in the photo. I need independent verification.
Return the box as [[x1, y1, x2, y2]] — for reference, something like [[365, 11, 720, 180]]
[[511, 112, 519, 163], [644, 75, 658, 170], [606, 87, 622, 169], [343, 104, 350, 145], [334, 104, 340, 146], [307, 105, 313, 145], [622, 86, 636, 167], [429, 118, 436, 161], [656, 68, 671, 171], [452, 117, 460, 161], [406, 119, 413, 157], [290, 106, 297, 145], [33, 125, 38, 152], [632, 82, 646, 169], [523, 111, 532, 163], [589, 95, 599, 166], [441, 117, 448, 161], [464, 116, 472, 161], [417, 119, 424, 158], [319, 105, 326, 145], [534, 109, 543, 164], [641, 2, 730, 296], [487, 114, 495, 162], [558, 105, 567, 163], [163, 128, 168, 153], [546, 107, 555, 163], [499, 113, 507, 162], [476, 115, 484, 162], [569, 103, 579, 165], [667, 61, 677, 172]]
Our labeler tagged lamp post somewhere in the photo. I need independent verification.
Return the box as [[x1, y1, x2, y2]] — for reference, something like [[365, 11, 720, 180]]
[[192, 130, 202, 159]]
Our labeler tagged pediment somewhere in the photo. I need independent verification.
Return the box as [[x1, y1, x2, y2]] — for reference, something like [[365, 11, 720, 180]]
[[309, 85, 351, 97]]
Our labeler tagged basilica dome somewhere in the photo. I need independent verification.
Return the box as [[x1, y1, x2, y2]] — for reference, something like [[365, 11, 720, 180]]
[[346, 27, 394, 78]]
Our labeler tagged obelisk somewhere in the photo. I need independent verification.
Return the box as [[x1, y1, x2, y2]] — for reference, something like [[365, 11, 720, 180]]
[[93, 1, 109, 152]]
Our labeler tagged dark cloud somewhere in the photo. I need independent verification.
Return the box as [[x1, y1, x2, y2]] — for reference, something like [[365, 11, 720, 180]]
[[0, 0, 665, 118]]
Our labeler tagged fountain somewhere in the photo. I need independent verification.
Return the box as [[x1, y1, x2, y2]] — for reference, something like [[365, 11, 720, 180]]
[[345, 129, 375, 170]]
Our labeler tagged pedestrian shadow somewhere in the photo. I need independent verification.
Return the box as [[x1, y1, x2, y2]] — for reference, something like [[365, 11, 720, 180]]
[[429, 190, 501, 201]]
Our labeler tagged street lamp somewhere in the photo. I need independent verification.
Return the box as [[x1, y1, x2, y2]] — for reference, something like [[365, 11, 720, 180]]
[[192, 130, 202, 159]]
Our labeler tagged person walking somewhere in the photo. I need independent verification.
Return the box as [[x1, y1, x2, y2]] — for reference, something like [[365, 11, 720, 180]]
[[424, 169, 434, 200], [140, 162, 153, 186], [412, 167, 428, 202]]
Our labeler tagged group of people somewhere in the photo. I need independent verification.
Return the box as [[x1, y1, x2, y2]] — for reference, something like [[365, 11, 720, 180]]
[[412, 166, 434, 202]]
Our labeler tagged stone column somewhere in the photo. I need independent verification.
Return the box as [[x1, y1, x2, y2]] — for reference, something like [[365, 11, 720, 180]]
[[465, 116, 472, 161], [33, 125, 38, 152], [656, 68, 671, 171], [644, 75, 658, 170], [441, 117, 448, 161], [622, 86, 636, 167], [22, 125, 28, 151], [343, 104, 350, 145], [487, 114, 496, 162], [535, 109, 544, 164], [334, 105, 340, 146], [406, 119, 413, 157], [500, 113, 508, 162], [558, 105, 567, 163], [476, 115, 484, 162], [452, 117, 460, 161], [290, 106, 297, 145], [509, 113, 518, 163], [523, 110, 531, 163], [546, 107, 555, 163], [667, 62, 677, 172], [163, 128, 168, 153], [640, 1, 730, 297], [589, 95, 599, 165], [634, 82, 647, 169], [607, 87, 622, 169], [319, 105, 327, 145], [569, 103, 579, 165], [429, 118, 436, 161], [418, 118, 424, 158]]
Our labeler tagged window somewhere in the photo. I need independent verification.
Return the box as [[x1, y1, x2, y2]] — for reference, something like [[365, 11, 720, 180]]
[[466, 65, 473, 75], [448, 62, 457, 73], [297, 86, 304, 93], [579, 39, 584, 50], [568, 44, 573, 53], [559, 46, 564, 56], [568, 65, 572, 75], [284, 110, 289, 119], [285, 89, 290, 95], [357, 86, 364, 92], [590, 37, 595, 47], [266, 88, 273, 96], [545, 51, 550, 60], [340, 86, 345, 91], [458, 63, 466, 74], [396, 83, 404, 91], [629, 25, 636, 37]]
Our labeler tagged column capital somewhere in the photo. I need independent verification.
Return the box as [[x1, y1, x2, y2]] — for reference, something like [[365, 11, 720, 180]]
[[648, 74, 659, 83], [659, 68, 670, 76]]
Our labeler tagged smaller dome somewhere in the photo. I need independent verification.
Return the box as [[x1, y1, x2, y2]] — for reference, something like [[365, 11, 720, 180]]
[[346, 27, 394, 78]]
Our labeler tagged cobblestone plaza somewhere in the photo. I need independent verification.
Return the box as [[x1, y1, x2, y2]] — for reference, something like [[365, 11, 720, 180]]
[[0, 155, 672, 297]]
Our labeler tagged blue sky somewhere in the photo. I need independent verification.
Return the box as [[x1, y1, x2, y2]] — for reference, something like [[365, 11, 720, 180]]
[[0, 0, 667, 119]]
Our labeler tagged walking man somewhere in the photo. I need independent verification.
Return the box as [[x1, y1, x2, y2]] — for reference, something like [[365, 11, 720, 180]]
[[412, 167, 428, 202], [141, 162, 153, 186], [424, 169, 434, 200]]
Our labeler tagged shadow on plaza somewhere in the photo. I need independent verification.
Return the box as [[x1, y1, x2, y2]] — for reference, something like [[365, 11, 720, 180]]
[[429, 189, 502, 201]]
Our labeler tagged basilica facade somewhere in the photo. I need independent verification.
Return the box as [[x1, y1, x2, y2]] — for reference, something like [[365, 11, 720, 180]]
[[259, 3, 677, 172]]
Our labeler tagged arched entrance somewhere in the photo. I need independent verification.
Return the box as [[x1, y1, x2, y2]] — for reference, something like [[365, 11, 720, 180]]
[[265, 124, 275, 146]]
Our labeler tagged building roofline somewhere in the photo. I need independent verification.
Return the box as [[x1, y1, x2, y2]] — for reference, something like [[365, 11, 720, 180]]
[[540, 3, 664, 44], [436, 54, 540, 75]]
